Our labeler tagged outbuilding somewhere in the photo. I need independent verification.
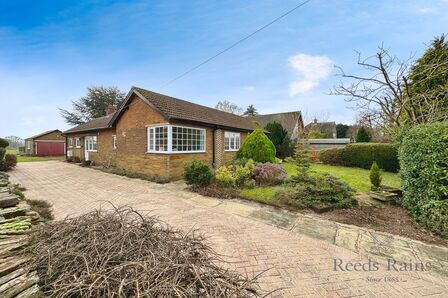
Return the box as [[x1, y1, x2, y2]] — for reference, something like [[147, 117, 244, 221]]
[[24, 130, 65, 156]]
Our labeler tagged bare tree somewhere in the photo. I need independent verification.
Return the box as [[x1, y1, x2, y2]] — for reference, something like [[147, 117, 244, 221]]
[[4, 136, 24, 150], [215, 100, 243, 115], [331, 44, 448, 133]]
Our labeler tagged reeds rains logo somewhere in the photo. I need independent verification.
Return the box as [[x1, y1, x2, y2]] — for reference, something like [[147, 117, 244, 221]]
[[333, 258, 432, 272]]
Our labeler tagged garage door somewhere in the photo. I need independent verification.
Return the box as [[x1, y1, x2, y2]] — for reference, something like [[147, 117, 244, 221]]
[[36, 142, 65, 156]]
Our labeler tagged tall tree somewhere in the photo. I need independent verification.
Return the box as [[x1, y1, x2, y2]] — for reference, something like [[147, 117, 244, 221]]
[[243, 104, 258, 116], [265, 122, 293, 158], [332, 35, 448, 134], [356, 127, 371, 143], [59, 86, 126, 125], [215, 100, 243, 115], [336, 124, 350, 138], [406, 34, 448, 122]]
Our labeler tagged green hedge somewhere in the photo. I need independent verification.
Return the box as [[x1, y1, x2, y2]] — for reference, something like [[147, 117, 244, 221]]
[[398, 122, 448, 237], [319, 143, 399, 172]]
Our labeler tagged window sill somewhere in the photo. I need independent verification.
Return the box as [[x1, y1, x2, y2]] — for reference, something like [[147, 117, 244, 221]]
[[147, 151, 206, 155], [224, 149, 239, 152], [86, 150, 97, 153]]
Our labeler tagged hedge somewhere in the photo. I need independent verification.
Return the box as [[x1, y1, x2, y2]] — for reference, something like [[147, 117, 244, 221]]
[[319, 143, 399, 172], [398, 122, 448, 237]]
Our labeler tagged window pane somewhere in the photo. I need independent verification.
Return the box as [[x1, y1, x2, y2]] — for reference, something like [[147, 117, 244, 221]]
[[171, 126, 204, 152]]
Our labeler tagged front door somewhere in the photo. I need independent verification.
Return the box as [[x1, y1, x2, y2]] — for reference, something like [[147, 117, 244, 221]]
[[84, 136, 97, 161], [84, 137, 90, 161]]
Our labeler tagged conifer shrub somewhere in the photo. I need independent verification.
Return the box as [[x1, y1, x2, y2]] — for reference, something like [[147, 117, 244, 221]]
[[236, 129, 276, 163]]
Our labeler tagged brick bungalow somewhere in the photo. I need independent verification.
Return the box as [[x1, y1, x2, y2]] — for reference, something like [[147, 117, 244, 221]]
[[63, 87, 255, 179], [24, 129, 65, 156]]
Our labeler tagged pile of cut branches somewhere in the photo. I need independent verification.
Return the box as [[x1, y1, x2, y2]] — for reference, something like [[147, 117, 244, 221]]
[[25, 206, 264, 297]]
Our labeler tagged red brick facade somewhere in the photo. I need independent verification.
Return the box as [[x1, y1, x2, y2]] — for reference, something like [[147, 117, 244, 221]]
[[65, 95, 249, 179]]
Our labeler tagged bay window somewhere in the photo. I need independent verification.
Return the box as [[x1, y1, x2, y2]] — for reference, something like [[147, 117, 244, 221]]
[[224, 131, 240, 151], [147, 125, 205, 153]]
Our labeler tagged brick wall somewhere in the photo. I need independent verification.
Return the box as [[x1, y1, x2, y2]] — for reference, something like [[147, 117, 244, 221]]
[[115, 96, 170, 177], [88, 129, 117, 166]]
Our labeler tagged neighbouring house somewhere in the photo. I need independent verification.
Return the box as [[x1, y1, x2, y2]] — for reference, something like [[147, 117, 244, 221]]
[[24, 130, 65, 156], [63, 87, 255, 179], [304, 119, 337, 139], [247, 111, 304, 140]]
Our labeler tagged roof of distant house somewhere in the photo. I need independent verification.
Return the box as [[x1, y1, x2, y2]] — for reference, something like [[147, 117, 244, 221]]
[[247, 111, 302, 137], [304, 120, 336, 137], [26, 129, 62, 140]]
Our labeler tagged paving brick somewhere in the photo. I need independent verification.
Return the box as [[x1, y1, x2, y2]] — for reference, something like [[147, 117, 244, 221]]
[[8, 161, 448, 297]]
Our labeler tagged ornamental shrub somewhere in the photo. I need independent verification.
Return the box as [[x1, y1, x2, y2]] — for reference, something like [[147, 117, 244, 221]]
[[397, 122, 448, 237], [5, 154, 17, 168], [253, 163, 287, 186], [215, 159, 255, 188], [0, 154, 17, 172], [277, 171, 356, 210], [0, 148, 5, 160], [215, 166, 236, 188], [236, 129, 276, 163], [0, 138, 9, 148], [183, 160, 213, 187], [319, 143, 399, 172], [369, 161, 382, 189]]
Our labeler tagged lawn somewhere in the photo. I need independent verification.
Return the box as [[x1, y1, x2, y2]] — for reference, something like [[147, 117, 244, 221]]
[[6, 150, 65, 163], [284, 163, 401, 193], [240, 162, 401, 204]]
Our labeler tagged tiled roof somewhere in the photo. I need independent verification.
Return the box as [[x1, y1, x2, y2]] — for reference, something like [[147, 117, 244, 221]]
[[247, 111, 302, 137], [304, 121, 336, 138], [64, 114, 115, 134], [128, 87, 255, 131], [27, 129, 61, 140]]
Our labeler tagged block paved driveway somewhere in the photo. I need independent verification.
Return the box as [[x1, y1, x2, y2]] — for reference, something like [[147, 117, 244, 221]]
[[9, 161, 447, 297]]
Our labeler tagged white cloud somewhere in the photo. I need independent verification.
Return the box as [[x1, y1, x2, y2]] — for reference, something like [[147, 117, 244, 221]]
[[288, 53, 333, 96], [417, 7, 435, 14], [243, 85, 255, 92]]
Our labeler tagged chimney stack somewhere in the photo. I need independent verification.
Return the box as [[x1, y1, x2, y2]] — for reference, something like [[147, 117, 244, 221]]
[[106, 104, 117, 115]]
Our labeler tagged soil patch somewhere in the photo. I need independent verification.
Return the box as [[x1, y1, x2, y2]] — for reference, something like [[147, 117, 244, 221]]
[[319, 205, 448, 247]]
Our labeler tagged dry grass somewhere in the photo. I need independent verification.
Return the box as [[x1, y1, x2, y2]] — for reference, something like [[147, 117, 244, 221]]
[[25, 206, 266, 297]]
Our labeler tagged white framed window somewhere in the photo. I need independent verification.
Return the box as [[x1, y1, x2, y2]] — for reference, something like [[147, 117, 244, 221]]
[[75, 138, 81, 148], [26, 140, 32, 150], [68, 138, 73, 148], [85, 136, 97, 152], [224, 131, 241, 151], [112, 135, 117, 149], [147, 125, 206, 154]]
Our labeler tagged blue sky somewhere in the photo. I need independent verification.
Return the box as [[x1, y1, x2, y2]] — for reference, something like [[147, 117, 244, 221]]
[[1, 0, 447, 138]]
